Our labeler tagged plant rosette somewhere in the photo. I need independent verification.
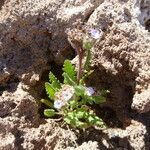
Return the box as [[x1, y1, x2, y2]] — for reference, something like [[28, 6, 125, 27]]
[[41, 27, 107, 129]]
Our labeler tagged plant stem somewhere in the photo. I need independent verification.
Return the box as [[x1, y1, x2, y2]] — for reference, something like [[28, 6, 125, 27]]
[[77, 48, 83, 84]]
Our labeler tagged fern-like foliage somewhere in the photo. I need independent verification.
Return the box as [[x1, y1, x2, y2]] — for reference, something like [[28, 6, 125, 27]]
[[45, 82, 55, 100], [63, 73, 76, 86], [49, 72, 61, 90], [63, 60, 77, 82], [45, 72, 61, 100]]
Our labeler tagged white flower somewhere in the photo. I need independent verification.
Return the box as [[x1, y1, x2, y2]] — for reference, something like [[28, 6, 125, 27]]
[[54, 100, 65, 109], [54, 85, 74, 103], [62, 89, 74, 101], [62, 85, 74, 101], [86, 87, 95, 96], [54, 85, 75, 109], [89, 29, 101, 39]]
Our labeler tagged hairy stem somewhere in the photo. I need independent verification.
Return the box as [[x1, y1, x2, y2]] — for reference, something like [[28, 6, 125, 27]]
[[77, 48, 83, 84]]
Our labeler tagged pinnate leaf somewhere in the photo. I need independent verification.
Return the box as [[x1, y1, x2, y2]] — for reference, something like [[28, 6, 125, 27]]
[[49, 72, 61, 89], [45, 82, 55, 99], [75, 121, 88, 128], [87, 113, 104, 127], [64, 116, 72, 124], [76, 108, 87, 119], [64, 111, 88, 128], [63, 73, 76, 86], [63, 60, 76, 82]]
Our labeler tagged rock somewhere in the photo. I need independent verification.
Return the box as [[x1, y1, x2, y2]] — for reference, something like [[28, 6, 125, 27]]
[[0, 0, 103, 86], [0, 0, 105, 149], [102, 120, 147, 150], [0, 60, 10, 85], [0, 118, 16, 150], [66, 141, 99, 150], [0, 133, 16, 150], [126, 120, 147, 150], [0, 0, 149, 149], [21, 121, 78, 150], [0, 82, 40, 126], [88, 0, 150, 113]]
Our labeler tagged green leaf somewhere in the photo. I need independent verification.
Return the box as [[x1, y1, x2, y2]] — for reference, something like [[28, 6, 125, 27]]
[[92, 96, 106, 104], [83, 41, 93, 71], [93, 116, 106, 127], [86, 113, 103, 125], [67, 112, 76, 120], [75, 121, 89, 128], [44, 109, 55, 117], [45, 82, 55, 99], [75, 108, 88, 124], [49, 72, 61, 89], [64, 109, 105, 128], [83, 95, 106, 104], [83, 95, 95, 104], [40, 99, 53, 107], [87, 115, 95, 123], [63, 73, 76, 86], [87, 113, 105, 127], [74, 85, 85, 96], [69, 100, 78, 109], [64, 112, 77, 126], [62, 60, 76, 82], [76, 110, 86, 119], [83, 41, 93, 50], [64, 116, 72, 124], [64, 112, 89, 129], [79, 70, 94, 84]]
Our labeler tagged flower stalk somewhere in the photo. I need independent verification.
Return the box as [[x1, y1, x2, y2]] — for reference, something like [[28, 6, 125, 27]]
[[76, 47, 84, 84]]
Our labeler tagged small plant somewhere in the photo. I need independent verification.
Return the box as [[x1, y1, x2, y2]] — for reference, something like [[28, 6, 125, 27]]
[[41, 28, 108, 128]]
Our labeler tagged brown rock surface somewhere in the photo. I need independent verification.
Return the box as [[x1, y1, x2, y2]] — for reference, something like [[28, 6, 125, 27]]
[[88, 0, 150, 114], [0, 0, 149, 149]]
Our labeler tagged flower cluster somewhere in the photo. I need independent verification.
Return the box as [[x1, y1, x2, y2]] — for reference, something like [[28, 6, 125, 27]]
[[54, 85, 95, 109], [54, 85, 74, 109]]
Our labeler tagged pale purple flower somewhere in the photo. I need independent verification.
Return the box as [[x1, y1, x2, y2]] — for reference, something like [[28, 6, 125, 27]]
[[54, 85, 74, 109], [89, 29, 101, 39], [86, 87, 95, 96], [54, 100, 65, 109], [62, 90, 74, 101], [55, 85, 74, 102]]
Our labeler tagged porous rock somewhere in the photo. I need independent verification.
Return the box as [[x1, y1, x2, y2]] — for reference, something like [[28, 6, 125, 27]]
[[0, 0, 104, 149], [0, 0, 149, 150], [88, 0, 150, 113], [0, 0, 103, 86], [0, 82, 79, 149], [103, 120, 147, 150]]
